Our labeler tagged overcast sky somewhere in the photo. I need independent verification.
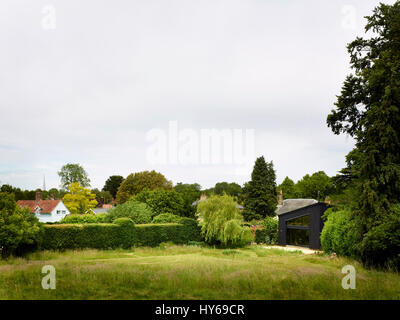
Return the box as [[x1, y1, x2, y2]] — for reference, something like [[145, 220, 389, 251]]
[[0, 0, 394, 190]]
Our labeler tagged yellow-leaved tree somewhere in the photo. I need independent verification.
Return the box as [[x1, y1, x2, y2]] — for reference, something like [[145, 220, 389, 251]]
[[62, 182, 98, 215]]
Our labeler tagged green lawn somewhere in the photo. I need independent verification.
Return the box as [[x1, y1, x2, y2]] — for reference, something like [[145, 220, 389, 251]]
[[0, 245, 399, 300]]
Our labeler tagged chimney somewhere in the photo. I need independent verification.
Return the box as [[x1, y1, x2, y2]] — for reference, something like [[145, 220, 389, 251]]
[[35, 189, 42, 203], [278, 189, 283, 205], [200, 193, 207, 201], [49, 193, 54, 200]]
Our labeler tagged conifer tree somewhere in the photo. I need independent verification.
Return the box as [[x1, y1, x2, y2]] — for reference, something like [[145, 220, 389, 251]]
[[243, 156, 277, 221], [327, 2, 400, 268], [327, 2, 400, 227]]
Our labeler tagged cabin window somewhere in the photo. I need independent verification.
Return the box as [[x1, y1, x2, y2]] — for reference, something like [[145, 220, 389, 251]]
[[285, 214, 311, 247], [286, 214, 310, 227], [287, 229, 310, 247]]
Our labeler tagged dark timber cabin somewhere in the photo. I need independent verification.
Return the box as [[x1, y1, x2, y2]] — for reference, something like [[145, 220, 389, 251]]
[[276, 199, 329, 249]]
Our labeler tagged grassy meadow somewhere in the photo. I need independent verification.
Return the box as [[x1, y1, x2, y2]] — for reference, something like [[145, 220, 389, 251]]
[[0, 245, 399, 300]]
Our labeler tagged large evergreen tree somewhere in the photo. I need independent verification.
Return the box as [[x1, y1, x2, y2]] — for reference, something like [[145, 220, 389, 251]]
[[243, 156, 277, 221], [327, 2, 400, 268], [327, 2, 400, 226]]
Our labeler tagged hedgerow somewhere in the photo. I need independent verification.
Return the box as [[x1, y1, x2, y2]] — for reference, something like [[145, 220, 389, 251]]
[[60, 213, 109, 224], [41, 218, 202, 250]]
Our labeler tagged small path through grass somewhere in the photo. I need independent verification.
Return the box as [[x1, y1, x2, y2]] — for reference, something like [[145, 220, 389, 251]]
[[263, 245, 321, 255]]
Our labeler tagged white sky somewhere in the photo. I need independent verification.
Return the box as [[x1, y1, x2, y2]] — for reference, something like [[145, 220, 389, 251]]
[[0, 0, 394, 190]]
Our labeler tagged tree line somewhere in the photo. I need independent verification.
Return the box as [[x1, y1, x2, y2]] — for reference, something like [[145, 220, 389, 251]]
[[1, 160, 341, 221]]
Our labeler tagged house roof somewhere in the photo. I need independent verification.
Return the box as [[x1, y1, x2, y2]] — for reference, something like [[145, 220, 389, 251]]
[[17, 200, 61, 214], [276, 199, 318, 215]]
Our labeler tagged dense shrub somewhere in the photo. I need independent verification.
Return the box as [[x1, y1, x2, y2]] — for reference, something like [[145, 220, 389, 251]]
[[320, 208, 358, 257], [359, 206, 400, 271], [60, 213, 109, 224], [321, 205, 400, 271], [41, 218, 202, 250], [0, 192, 43, 258], [255, 217, 278, 244], [152, 213, 182, 224], [197, 194, 253, 247], [107, 200, 153, 224], [134, 189, 185, 217]]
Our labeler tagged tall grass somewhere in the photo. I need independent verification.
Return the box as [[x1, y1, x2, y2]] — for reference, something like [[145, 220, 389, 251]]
[[0, 245, 399, 300]]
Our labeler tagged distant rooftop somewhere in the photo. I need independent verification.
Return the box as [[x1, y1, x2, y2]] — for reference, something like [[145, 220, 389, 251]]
[[276, 199, 318, 215], [17, 199, 61, 214]]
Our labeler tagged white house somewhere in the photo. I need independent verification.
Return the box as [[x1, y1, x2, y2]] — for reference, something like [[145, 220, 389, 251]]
[[17, 190, 70, 223]]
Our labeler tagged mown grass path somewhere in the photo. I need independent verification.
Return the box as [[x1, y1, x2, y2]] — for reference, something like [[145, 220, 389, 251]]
[[0, 245, 399, 299]]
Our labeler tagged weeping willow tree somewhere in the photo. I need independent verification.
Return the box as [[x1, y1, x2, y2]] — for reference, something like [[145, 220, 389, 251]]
[[197, 194, 253, 247]]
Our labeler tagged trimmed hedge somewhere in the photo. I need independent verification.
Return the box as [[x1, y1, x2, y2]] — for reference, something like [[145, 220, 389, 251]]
[[41, 223, 122, 250], [41, 218, 202, 250], [60, 213, 109, 224]]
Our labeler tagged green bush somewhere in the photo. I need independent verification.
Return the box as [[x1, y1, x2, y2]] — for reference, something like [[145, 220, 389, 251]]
[[320, 208, 358, 257], [359, 206, 400, 271], [255, 217, 278, 244], [0, 192, 43, 258], [107, 200, 153, 224], [152, 213, 182, 224], [41, 218, 202, 250], [113, 217, 134, 226], [60, 213, 109, 224]]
